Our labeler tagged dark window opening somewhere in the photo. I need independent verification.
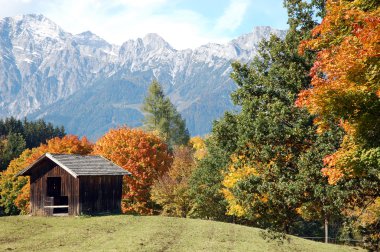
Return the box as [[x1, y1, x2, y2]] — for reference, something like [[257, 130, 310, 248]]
[[53, 207, 68, 214], [47, 177, 61, 197]]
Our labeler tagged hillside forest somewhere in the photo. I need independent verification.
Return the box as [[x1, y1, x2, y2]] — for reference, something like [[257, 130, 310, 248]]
[[0, 0, 379, 251]]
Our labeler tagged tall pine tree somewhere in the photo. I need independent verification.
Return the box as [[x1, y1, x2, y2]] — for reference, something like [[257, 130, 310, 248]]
[[142, 80, 189, 147]]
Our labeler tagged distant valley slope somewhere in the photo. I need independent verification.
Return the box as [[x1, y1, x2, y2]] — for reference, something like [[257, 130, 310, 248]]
[[0, 14, 286, 139]]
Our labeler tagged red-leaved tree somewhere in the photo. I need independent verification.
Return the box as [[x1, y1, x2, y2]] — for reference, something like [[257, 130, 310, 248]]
[[93, 127, 172, 214]]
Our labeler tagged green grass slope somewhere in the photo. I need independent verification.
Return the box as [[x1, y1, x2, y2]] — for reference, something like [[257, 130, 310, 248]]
[[0, 215, 363, 252]]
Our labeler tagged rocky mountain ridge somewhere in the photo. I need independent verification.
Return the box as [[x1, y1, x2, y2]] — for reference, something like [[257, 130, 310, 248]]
[[0, 14, 287, 139]]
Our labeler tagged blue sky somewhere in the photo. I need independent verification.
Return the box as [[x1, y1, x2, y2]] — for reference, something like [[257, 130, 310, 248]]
[[0, 0, 289, 49]]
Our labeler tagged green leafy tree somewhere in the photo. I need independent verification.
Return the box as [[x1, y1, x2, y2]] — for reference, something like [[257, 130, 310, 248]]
[[220, 30, 318, 232], [197, 0, 350, 239], [0, 133, 26, 171], [188, 135, 232, 221], [293, 127, 349, 240], [0, 117, 65, 171], [142, 80, 189, 147]]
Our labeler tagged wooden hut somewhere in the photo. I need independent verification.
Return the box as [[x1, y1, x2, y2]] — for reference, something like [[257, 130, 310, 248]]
[[17, 153, 130, 216]]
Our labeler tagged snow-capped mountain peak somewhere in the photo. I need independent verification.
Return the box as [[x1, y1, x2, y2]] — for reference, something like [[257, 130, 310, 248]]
[[142, 33, 173, 50], [74, 31, 112, 48], [10, 14, 65, 42], [0, 14, 287, 139]]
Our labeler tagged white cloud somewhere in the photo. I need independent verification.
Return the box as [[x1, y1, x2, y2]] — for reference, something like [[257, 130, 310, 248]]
[[215, 0, 250, 32], [114, 0, 167, 8], [0, 0, 236, 49], [0, 0, 44, 16], [48, 0, 235, 49]]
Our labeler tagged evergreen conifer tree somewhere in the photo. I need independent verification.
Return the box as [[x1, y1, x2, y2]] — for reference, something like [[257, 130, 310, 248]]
[[142, 80, 189, 147], [0, 117, 65, 170], [0, 133, 26, 170]]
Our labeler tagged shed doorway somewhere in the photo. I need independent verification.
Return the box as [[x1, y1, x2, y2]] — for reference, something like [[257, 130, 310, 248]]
[[47, 177, 61, 197], [46, 177, 68, 215]]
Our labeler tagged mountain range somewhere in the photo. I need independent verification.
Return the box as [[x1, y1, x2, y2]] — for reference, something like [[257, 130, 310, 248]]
[[0, 14, 286, 140]]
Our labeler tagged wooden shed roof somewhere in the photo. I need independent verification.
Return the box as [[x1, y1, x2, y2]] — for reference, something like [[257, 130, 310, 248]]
[[17, 153, 131, 178]]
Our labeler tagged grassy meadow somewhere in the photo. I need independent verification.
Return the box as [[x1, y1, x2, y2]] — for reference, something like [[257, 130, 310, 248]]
[[0, 215, 364, 252]]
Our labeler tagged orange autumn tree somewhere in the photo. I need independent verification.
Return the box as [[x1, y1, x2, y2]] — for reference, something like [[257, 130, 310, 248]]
[[297, 0, 380, 183], [93, 127, 172, 214], [297, 2, 380, 248], [0, 135, 93, 214]]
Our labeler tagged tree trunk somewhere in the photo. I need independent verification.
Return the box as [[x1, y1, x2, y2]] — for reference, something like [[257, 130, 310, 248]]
[[324, 217, 329, 243]]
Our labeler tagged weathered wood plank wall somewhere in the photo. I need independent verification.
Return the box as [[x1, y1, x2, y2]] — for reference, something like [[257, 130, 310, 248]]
[[29, 159, 79, 216], [79, 175, 123, 214]]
